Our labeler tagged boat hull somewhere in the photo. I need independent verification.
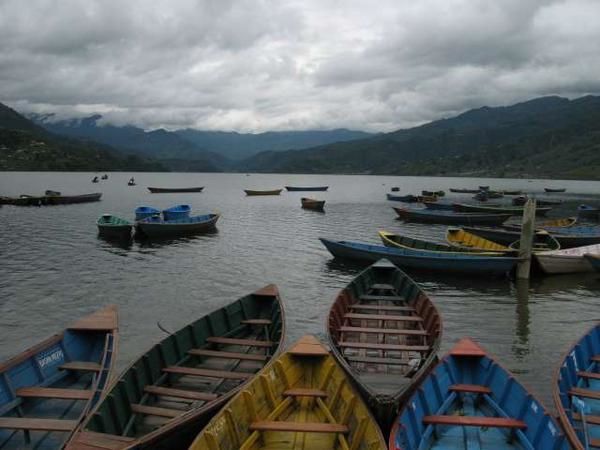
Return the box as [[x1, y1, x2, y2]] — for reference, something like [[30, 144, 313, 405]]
[[136, 214, 219, 237], [244, 189, 282, 196], [285, 186, 328, 191], [453, 202, 552, 216], [301, 197, 325, 211], [534, 244, 600, 274], [0, 193, 102, 206], [394, 207, 511, 225], [147, 187, 204, 193]]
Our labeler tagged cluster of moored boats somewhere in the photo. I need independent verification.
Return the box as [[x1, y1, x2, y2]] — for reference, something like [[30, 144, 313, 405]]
[[2, 259, 597, 449]]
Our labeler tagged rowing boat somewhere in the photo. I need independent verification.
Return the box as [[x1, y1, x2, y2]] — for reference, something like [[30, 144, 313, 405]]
[[285, 186, 329, 191], [393, 207, 512, 226], [134, 206, 160, 221], [244, 189, 283, 196], [445, 227, 512, 252], [535, 244, 600, 274], [379, 230, 501, 255], [319, 238, 519, 276], [452, 202, 552, 216], [387, 194, 436, 203], [162, 204, 191, 221], [327, 259, 442, 432], [147, 187, 204, 193], [97, 214, 133, 238], [449, 188, 480, 194], [0, 193, 102, 206], [508, 230, 561, 252], [502, 216, 577, 231], [0, 306, 118, 449], [66, 285, 285, 449], [545, 187, 566, 193], [554, 323, 600, 449], [390, 338, 568, 450], [301, 197, 325, 211], [189, 335, 386, 449], [136, 214, 219, 237]]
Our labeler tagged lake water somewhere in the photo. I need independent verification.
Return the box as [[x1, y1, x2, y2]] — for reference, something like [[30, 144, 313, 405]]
[[1, 171, 599, 412]]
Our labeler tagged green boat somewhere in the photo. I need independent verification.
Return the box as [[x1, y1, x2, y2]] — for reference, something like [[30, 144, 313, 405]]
[[66, 285, 285, 450], [97, 214, 133, 238]]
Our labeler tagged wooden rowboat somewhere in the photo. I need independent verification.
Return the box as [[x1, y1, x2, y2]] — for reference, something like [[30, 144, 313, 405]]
[[502, 216, 577, 231], [285, 186, 328, 191], [446, 227, 512, 252], [327, 259, 442, 432], [244, 189, 282, 196], [319, 238, 519, 276], [189, 335, 387, 450], [379, 230, 502, 255], [134, 206, 160, 221], [147, 187, 204, 193], [393, 207, 512, 226], [0, 193, 102, 206], [0, 306, 118, 449], [449, 188, 480, 194], [66, 285, 285, 449], [452, 202, 553, 216], [136, 214, 219, 238], [554, 323, 600, 449], [387, 194, 437, 203], [545, 187, 566, 193], [390, 338, 568, 450], [508, 230, 561, 252], [535, 244, 600, 274], [97, 214, 133, 238], [301, 197, 325, 211], [162, 204, 191, 221]]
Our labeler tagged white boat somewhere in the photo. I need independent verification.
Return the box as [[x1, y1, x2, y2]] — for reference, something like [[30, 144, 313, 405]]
[[535, 243, 600, 274]]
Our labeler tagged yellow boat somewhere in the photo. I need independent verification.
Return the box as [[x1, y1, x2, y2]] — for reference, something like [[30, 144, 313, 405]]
[[189, 335, 386, 450], [378, 230, 500, 255], [503, 216, 577, 231], [446, 227, 511, 252]]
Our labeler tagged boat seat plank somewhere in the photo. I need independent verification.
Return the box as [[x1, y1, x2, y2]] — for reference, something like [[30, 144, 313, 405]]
[[339, 326, 427, 336], [249, 421, 349, 433], [360, 294, 405, 302], [338, 341, 429, 352], [288, 335, 330, 356], [69, 431, 136, 449], [283, 388, 327, 398], [591, 438, 600, 448], [573, 413, 600, 425], [346, 355, 411, 365], [450, 384, 492, 394], [16, 387, 92, 400], [130, 404, 182, 418], [370, 284, 395, 291], [569, 387, 600, 400], [591, 355, 600, 363], [144, 385, 218, 402], [188, 348, 268, 361], [59, 361, 102, 372], [344, 313, 423, 322], [241, 319, 272, 325], [163, 366, 253, 380], [206, 337, 273, 348], [423, 415, 526, 429], [349, 304, 415, 312], [0, 417, 77, 431], [577, 371, 600, 380], [68, 306, 117, 331]]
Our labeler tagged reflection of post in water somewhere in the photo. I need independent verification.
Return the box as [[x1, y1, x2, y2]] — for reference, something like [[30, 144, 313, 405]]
[[512, 279, 531, 360]]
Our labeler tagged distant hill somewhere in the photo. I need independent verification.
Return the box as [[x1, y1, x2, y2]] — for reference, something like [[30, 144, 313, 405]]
[[239, 95, 600, 180], [0, 104, 165, 171]]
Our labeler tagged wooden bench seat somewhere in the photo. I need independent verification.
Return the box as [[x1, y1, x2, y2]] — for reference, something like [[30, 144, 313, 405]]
[[0, 417, 77, 431], [573, 413, 600, 425], [344, 313, 422, 322], [450, 384, 492, 394], [423, 415, 526, 429], [241, 319, 272, 325], [163, 366, 253, 380], [206, 337, 273, 348], [70, 431, 136, 448], [249, 421, 349, 433], [346, 355, 411, 365], [16, 387, 92, 400], [570, 387, 600, 400], [577, 371, 600, 380], [370, 284, 395, 291], [349, 304, 414, 312], [59, 361, 102, 372], [339, 341, 429, 352], [360, 294, 405, 302], [591, 355, 600, 363], [283, 388, 327, 398], [144, 385, 218, 402], [339, 326, 427, 336], [131, 404, 182, 418], [188, 348, 268, 361]]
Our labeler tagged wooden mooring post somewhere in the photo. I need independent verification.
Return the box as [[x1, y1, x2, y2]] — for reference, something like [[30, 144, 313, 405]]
[[517, 198, 536, 279]]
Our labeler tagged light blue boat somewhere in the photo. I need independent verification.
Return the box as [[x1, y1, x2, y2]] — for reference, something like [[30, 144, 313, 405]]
[[137, 213, 219, 237], [134, 206, 160, 221], [319, 238, 519, 276], [390, 338, 568, 450], [0, 306, 118, 449], [554, 323, 600, 449], [162, 204, 191, 220]]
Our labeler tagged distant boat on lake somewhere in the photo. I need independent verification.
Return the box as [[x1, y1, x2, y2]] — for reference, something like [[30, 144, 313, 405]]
[[285, 186, 328, 191], [244, 189, 282, 196], [147, 186, 204, 193], [300, 197, 325, 211]]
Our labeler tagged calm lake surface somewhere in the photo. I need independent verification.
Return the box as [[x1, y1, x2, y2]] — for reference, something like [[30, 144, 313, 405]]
[[1, 172, 599, 411]]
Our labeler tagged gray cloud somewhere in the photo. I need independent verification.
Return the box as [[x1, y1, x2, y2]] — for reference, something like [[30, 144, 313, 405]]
[[1, 0, 600, 132]]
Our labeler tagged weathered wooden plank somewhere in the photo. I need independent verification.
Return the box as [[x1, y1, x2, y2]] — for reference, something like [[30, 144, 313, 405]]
[[339, 326, 427, 336], [450, 384, 492, 394], [16, 387, 92, 400], [338, 341, 429, 352], [573, 413, 600, 425], [60, 361, 102, 372], [346, 355, 410, 365], [144, 385, 218, 402], [369, 284, 395, 291], [360, 294, 405, 302], [423, 415, 526, 429], [249, 421, 349, 433], [206, 337, 273, 348], [344, 313, 422, 322], [283, 388, 327, 398], [288, 335, 329, 356], [163, 366, 253, 380], [188, 348, 268, 362], [241, 319, 272, 325], [130, 404, 182, 418], [68, 305, 118, 331], [0, 417, 77, 431], [577, 371, 600, 380], [349, 304, 414, 312], [569, 387, 600, 400]]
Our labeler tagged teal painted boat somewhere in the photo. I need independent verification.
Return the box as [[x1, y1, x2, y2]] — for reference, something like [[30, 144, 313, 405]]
[[97, 214, 133, 238]]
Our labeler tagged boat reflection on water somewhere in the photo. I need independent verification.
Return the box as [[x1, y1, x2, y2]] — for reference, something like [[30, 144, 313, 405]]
[[97, 233, 133, 251], [134, 228, 219, 248], [512, 279, 531, 361]]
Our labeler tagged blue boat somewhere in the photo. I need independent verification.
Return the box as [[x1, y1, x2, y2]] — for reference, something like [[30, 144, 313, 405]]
[[394, 207, 512, 226], [390, 338, 568, 450], [162, 204, 191, 220], [578, 204, 600, 221], [319, 238, 518, 276], [0, 306, 118, 449], [137, 213, 219, 237], [134, 206, 160, 221]]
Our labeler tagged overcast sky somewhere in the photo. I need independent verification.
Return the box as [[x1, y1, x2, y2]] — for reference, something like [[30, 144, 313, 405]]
[[1, 0, 600, 133]]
